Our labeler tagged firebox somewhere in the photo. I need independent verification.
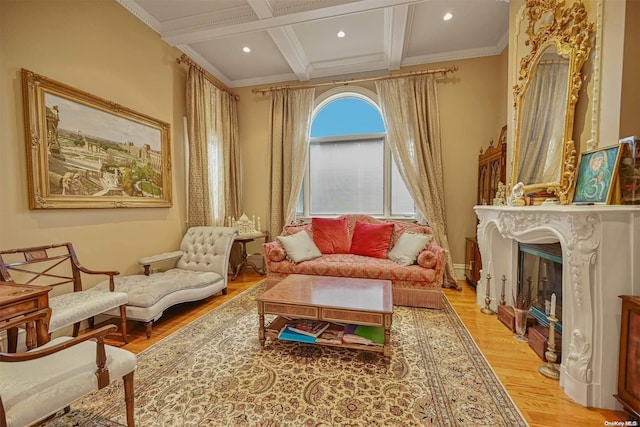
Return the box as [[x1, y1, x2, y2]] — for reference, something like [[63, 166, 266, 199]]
[[518, 242, 562, 333]]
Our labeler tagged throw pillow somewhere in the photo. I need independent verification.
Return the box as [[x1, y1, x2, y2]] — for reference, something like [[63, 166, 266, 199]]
[[311, 217, 351, 254], [417, 250, 436, 268], [267, 245, 286, 262], [349, 221, 394, 259], [276, 231, 322, 263], [388, 232, 433, 266]]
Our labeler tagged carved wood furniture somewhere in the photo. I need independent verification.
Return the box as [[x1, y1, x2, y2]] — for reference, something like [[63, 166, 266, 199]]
[[616, 295, 640, 419], [465, 135, 507, 286], [91, 226, 238, 338], [0, 243, 128, 347], [0, 315, 136, 427], [477, 137, 507, 206], [0, 282, 51, 352], [464, 237, 482, 287], [258, 274, 393, 359], [230, 231, 268, 280]]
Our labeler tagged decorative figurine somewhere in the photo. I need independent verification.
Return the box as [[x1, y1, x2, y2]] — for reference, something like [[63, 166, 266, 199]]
[[232, 213, 261, 236], [493, 182, 507, 205], [507, 182, 526, 206]]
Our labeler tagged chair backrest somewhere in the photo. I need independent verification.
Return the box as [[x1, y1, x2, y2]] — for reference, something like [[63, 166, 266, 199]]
[[175, 227, 238, 276], [0, 243, 83, 292]]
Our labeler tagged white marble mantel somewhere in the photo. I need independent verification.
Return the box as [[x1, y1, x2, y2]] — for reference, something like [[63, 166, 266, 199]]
[[474, 205, 640, 409]]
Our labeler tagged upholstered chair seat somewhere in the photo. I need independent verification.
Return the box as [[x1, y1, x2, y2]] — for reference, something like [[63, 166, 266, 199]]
[[48, 290, 128, 332], [0, 321, 136, 427]]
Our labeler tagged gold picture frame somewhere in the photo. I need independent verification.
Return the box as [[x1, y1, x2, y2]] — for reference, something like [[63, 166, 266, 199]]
[[22, 69, 172, 209]]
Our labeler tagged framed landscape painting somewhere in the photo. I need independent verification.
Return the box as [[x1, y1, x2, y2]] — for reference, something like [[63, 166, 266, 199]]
[[573, 145, 621, 204], [22, 69, 172, 209]]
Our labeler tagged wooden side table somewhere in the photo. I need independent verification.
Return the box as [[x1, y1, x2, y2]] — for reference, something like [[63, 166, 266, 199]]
[[0, 282, 52, 352], [230, 232, 269, 281], [616, 295, 640, 420]]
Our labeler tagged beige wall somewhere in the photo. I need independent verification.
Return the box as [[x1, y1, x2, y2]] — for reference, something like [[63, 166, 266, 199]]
[[0, 0, 188, 281], [237, 55, 506, 267], [620, 0, 640, 138]]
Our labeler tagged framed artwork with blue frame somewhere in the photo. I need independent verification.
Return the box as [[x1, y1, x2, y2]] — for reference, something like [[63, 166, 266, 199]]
[[573, 145, 621, 204]]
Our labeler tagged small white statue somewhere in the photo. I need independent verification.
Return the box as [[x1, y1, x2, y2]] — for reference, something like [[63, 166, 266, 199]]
[[232, 213, 261, 236], [493, 182, 506, 205]]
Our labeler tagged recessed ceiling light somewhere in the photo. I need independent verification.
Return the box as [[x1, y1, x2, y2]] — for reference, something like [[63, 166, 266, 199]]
[[242, 46, 251, 53], [443, 12, 453, 21], [337, 30, 346, 38]]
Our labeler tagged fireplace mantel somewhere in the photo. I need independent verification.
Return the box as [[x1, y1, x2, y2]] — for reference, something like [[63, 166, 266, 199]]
[[474, 205, 640, 409]]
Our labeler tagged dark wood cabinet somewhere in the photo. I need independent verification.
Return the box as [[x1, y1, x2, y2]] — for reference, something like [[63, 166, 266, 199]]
[[477, 138, 507, 206], [616, 295, 640, 420], [464, 237, 481, 286], [465, 129, 507, 287]]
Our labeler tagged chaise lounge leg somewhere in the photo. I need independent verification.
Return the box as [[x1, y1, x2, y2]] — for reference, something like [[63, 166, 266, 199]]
[[123, 372, 135, 427], [222, 287, 228, 295], [119, 305, 129, 344], [145, 321, 153, 339], [88, 316, 95, 329], [72, 322, 80, 337]]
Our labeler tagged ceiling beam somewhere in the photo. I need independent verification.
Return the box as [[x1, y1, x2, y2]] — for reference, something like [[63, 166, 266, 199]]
[[384, 5, 409, 71], [246, 0, 274, 20], [267, 26, 312, 81]]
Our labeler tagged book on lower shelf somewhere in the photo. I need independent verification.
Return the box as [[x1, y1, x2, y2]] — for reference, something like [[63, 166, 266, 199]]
[[315, 323, 345, 344], [278, 325, 317, 343], [287, 318, 331, 337], [342, 324, 384, 346]]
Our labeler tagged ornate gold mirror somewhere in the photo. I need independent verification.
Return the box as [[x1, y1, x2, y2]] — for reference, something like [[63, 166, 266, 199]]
[[511, 0, 594, 204]]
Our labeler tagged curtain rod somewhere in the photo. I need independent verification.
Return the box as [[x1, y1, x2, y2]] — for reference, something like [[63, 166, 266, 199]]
[[251, 65, 458, 95], [176, 54, 240, 101]]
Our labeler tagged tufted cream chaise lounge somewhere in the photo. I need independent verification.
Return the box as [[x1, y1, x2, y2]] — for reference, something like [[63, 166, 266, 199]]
[[91, 226, 238, 338]]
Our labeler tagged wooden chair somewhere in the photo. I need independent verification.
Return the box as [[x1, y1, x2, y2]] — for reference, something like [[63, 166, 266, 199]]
[[0, 243, 128, 349], [0, 310, 136, 427]]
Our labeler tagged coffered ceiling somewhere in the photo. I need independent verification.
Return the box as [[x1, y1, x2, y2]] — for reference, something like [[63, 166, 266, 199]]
[[117, 0, 509, 88]]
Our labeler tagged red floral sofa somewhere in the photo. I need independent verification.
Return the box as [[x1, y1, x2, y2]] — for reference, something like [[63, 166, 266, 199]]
[[263, 214, 445, 309]]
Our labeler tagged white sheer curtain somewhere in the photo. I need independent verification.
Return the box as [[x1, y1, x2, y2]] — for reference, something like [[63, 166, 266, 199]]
[[516, 60, 569, 184], [186, 67, 240, 226], [376, 75, 457, 287], [267, 88, 315, 236]]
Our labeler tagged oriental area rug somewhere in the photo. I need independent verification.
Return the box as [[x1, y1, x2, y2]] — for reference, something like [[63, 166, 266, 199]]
[[46, 281, 527, 426]]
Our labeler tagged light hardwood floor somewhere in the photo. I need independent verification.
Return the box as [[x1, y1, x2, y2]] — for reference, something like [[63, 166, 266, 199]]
[[105, 271, 630, 426]]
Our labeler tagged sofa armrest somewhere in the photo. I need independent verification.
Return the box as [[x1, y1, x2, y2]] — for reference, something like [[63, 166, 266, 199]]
[[417, 241, 445, 282], [138, 251, 184, 276], [263, 241, 286, 262]]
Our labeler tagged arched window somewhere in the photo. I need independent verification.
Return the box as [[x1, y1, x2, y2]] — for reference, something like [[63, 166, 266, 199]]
[[297, 88, 414, 218]]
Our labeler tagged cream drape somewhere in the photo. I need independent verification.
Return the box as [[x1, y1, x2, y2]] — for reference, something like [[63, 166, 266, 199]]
[[267, 88, 315, 236], [516, 61, 569, 184], [375, 75, 457, 288], [186, 68, 241, 227]]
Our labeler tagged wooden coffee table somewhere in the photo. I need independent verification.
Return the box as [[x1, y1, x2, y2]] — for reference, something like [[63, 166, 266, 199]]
[[257, 274, 393, 358]]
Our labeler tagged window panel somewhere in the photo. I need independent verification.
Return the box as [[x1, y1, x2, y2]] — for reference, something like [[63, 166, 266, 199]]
[[310, 139, 383, 215], [304, 91, 415, 218]]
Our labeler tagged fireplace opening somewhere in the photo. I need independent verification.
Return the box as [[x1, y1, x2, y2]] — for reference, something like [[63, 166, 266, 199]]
[[518, 242, 562, 333]]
